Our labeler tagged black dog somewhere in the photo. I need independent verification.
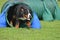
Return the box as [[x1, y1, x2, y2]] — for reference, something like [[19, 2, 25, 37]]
[[7, 3, 32, 28]]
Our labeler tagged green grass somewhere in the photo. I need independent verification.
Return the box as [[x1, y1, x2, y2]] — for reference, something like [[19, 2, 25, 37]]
[[0, 0, 60, 40], [0, 0, 7, 13], [58, 1, 60, 7], [0, 21, 60, 40]]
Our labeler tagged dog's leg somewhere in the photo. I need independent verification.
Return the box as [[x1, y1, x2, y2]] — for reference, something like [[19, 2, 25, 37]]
[[15, 22, 20, 28], [26, 21, 31, 28], [10, 20, 13, 25], [15, 23, 19, 28]]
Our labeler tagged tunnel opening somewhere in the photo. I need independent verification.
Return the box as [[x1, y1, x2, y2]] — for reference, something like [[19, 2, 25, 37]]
[[6, 3, 33, 27]]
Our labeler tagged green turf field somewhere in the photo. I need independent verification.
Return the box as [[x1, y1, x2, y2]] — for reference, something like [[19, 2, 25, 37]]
[[0, 21, 60, 40], [0, 0, 60, 40]]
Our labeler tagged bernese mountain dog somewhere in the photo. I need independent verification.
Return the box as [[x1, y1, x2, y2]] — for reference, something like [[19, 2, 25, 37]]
[[7, 3, 32, 28]]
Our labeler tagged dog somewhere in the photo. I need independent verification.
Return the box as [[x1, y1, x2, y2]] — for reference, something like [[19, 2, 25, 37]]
[[7, 4, 32, 28]]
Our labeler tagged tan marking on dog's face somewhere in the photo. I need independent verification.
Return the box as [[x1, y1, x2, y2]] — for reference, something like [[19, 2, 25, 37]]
[[21, 8, 24, 11], [23, 14, 28, 18]]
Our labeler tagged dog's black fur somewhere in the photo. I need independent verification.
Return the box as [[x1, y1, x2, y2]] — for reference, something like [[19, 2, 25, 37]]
[[7, 3, 32, 28]]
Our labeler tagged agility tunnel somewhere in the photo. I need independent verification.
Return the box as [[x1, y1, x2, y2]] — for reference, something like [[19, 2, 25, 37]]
[[0, 0, 41, 28], [0, 0, 60, 28]]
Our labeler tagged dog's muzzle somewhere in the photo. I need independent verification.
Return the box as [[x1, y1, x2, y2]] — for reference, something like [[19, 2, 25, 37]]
[[18, 13, 32, 21]]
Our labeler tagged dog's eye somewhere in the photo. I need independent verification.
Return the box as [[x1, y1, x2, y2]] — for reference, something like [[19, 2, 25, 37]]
[[24, 11, 28, 15]]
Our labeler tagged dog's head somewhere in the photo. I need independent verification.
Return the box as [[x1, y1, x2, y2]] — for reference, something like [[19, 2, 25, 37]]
[[15, 4, 33, 21]]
